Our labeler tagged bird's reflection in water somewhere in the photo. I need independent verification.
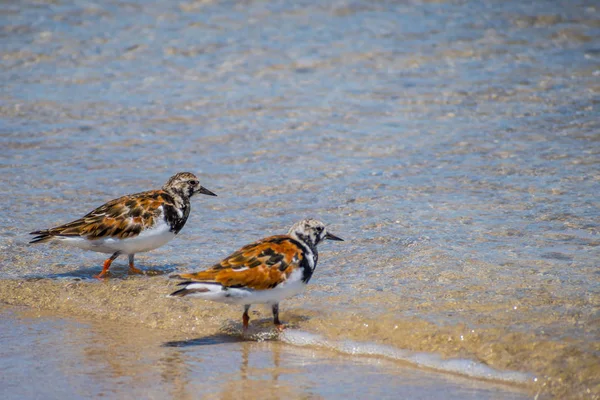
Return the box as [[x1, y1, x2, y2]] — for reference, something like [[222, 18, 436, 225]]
[[162, 332, 304, 400], [216, 341, 302, 400]]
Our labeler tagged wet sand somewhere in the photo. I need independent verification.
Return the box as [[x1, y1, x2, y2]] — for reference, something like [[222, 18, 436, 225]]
[[1, 304, 529, 399], [0, 276, 540, 398]]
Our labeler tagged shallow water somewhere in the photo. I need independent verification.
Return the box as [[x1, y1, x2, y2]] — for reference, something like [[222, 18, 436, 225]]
[[1, 306, 529, 399], [1, 0, 599, 398]]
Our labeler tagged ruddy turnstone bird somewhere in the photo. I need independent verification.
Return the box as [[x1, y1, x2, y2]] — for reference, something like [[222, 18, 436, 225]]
[[29, 172, 216, 278], [170, 218, 343, 331]]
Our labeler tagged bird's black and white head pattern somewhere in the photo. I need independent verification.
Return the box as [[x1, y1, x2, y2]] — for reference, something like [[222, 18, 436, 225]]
[[288, 218, 343, 249], [163, 172, 216, 201]]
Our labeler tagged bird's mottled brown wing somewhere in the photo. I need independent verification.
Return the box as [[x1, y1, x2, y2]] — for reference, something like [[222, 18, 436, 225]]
[[175, 236, 305, 290], [31, 190, 173, 241]]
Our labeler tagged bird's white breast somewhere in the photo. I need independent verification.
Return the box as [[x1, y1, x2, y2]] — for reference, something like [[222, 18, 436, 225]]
[[105, 216, 175, 254]]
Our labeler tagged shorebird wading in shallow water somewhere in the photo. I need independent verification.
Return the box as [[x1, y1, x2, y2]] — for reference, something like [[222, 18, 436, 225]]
[[170, 218, 343, 331], [30, 172, 216, 279]]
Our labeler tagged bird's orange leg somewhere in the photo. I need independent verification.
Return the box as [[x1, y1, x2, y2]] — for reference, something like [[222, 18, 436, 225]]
[[272, 303, 286, 331], [243, 305, 250, 332], [95, 252, 120, 279], [128, 254, 142, 274]]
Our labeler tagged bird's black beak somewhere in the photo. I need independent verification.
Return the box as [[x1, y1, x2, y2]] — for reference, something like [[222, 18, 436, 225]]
[[197, 186, 217, 196], [324, 232, 344, 241]]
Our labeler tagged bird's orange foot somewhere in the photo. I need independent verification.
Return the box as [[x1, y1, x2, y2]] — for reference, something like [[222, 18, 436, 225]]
[[94, 259, 112, 279], [128, 263, 143, 274], [94, 272, 108, 280], [275, 323, 287, 332]]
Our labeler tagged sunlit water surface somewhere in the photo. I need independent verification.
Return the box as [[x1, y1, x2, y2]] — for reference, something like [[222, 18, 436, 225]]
[[1, 0, 598, 398]]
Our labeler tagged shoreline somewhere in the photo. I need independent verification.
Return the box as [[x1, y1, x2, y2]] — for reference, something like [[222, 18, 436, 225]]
[[0, 277, 540, 398], [1, 303, 531, 399]]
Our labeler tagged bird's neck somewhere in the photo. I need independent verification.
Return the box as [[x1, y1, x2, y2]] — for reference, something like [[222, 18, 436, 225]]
[[293, 233, 319, 271], [163, 187, 189, 210], [161, 189, 191, 234]]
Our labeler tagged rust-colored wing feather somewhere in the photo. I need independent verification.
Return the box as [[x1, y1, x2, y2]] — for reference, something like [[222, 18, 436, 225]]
[[175, 236, 304, 290], [30, 190, 172, 242]]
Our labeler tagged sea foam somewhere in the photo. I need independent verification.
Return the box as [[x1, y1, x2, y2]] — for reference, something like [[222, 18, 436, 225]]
[[280, 329, 534, 384]]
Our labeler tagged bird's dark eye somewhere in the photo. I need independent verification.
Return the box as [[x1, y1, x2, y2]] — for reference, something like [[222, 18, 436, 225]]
[[316, 226, 324, 233], [188, 180, 199, 185]]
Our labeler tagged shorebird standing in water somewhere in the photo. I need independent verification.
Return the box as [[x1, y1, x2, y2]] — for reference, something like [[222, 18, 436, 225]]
[[30, 172, 216, 278], [170, 218, 343, 331]]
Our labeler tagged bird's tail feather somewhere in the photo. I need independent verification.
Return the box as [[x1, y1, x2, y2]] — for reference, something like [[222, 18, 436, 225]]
[[29, 231, 54, 244], [168, 281, 224, 298]]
